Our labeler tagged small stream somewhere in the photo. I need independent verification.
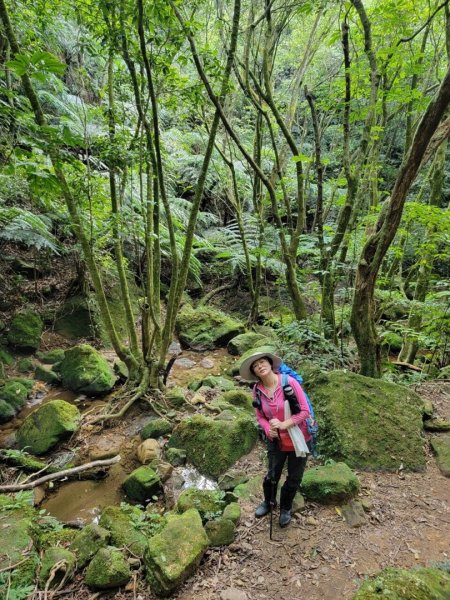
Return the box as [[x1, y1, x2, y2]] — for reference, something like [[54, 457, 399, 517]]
[[2, 346, 234, 523]]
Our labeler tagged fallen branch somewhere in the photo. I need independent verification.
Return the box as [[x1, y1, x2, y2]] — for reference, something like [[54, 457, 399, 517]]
[[391, 361, 422, 372], [0, 455, 121, 492]]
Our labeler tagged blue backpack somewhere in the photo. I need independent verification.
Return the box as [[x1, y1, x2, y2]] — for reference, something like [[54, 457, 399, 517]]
[[279, 363, 319, 457]]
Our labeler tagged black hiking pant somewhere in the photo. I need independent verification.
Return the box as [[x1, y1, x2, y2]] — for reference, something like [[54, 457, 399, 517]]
[[265, 438, 309, 493]]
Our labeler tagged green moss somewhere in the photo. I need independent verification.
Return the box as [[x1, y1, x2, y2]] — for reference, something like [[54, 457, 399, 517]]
[[430, 436, 450, 477], [424, 419, 450, 432], [140, 418, 173, 440], [200, 376, 235, 391], [227, 332, 273, 356], [36, 527, 78, 551], [165, 387, 186, 408], [220, 389, 253, 411], [169, 412, 258, 479], [0, 449, 59, 473], [69, 524, 110, 568], [60, 344, 115, 395], [175, 489, 226, 523], [35, 364, 61, 384], [37, 348, 66, 364], [353, 566, 450, 599], [308, 370, 426, 471], [122, 466, 161, 503], [84, 546, 131, 590], [0, 507, 34, 570], [17, 357, 34, 373], [144, 508, 209, 596], [165, 447, 186, 466], [7, 311, 43, 352], [204, 518, 235, 546], [301, 462, 360, 503], [0, 346, 14, 366], [38, 547, 76, 588], [222, 502, 241, 524], [0, 380, 29, 410], [176, 304, 244, 351], [0, 399, 16, 423], [16, 400, 80, 455]]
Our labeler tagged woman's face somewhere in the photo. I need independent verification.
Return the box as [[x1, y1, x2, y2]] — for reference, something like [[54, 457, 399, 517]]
[[251, 357, 273, 378]]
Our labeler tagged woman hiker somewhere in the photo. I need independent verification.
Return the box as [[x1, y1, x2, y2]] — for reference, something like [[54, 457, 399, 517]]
[[239, 351, 311, 527]]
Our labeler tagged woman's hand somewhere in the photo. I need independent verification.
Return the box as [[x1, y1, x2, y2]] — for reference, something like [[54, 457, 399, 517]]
[[270, 418, 294, 431]]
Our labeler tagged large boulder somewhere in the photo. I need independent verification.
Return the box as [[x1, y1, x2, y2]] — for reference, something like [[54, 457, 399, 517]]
[[60, 344, 116, 395], [16, 400, 80, 455], [144, 508, 209, 596], [308, 371, 426, 471], [301, 462, 360, 504], [353, 566, 450, 599], [227, 332, 273, 356], [168, 412, 258, 479], [84, 546, 131, 590], [7, 311, 43, 352], [176, 305, 244, 351]]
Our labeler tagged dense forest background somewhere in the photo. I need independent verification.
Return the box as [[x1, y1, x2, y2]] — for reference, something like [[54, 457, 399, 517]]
[[1, 0, 450, 392]]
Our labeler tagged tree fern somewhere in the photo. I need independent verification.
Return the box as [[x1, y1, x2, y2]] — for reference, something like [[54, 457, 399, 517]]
[[0, 206, 61, 253]]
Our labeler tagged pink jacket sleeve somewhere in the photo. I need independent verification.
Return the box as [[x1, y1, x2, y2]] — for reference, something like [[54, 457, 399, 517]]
[[288, 376, 310, 426], [253, 385, 272, 439]]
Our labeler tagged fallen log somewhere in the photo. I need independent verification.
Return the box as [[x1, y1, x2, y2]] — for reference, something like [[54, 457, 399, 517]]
[[0, 455, 121, 493]]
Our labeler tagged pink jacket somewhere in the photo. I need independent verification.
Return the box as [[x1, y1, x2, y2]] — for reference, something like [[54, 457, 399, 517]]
[[253, 374, 311, 443]]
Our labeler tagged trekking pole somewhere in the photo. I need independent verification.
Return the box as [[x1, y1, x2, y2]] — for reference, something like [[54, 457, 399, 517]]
[[269, 479, 276, 540]]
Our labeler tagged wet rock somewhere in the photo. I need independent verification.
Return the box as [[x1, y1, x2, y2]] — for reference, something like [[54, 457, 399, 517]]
[[140, 418, 173, 439], [205, 518, 235, 546], [227, 332, 273, 356], [222, 502, 241, 524], [154, 460, 174, 482], [169, 412, 258, 479], [70, 523, 111, 568], [122, 465, 161, 503], [84, 546, 131, 590], [35, 364, 61, 384], [60, 344, 116, 395], [39, 547, 77, 588], [137, 439, 160, 464], [341, 500, 367, 527], [301, 463, 360, 503], [175, 488, 226, 522], [353, 566, 450, 599], [430, 435, 450, 477], [144, 508, 209, 596], [17, 400, 80, 455], [166, 447, 187, 466], [218, 469, 249, 492], [176, 305, 244, 351], [7, 311, 43, 352]]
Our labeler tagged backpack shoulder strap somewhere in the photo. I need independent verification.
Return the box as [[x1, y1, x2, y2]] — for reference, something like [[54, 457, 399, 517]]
[[281, 372, 288, 387]]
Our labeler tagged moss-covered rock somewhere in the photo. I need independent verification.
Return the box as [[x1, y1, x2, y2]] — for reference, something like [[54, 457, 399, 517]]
[[222, 502, 241, 524], [69, 523, 110, 568], [144, 508, 209, 597], [54, 295, 97, 340], [430, 436, 450, 477], [165, 447, 186, 466], [301, 462, 360, 504], [424, 419, 450, 432], [0, 345, 14, 366], [0, 399, 16, 423], [84, 546, 131, 590], [17, 357, 34, 373], [7, 311, 43, 352], [175, 489, 226, 523], [165, 386, 186, 408], [60, 344, 116, 395], [380, 330, 403, 353], [141, 418, 173, 440], [227, 332, 273, 356], [0, 449, 59, 472], [0, 380, 30, 411], [122, 466, 161, 503], [39, 547, 76, 588], [308, 370, 426, 471], [218, 470, 249, 492], [204, 518, 235, 546], [37, 348, 66, 364], [168, 412, 258, 479], [176, 305, 244, 351], [220, 389, 253, 411], [16, 400, 80, 455], [192, 376, 236, 392], [353, 566, 450, 599], [35, 364, 61, 384], [0, 505, 34, 571], [98, 506, 148, 558]]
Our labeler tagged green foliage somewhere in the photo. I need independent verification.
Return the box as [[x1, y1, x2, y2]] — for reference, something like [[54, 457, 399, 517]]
[[0, 206, 61, 253]]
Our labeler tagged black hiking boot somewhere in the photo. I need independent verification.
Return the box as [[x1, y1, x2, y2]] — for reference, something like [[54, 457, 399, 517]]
[[255, 478, 277, 518], [279, 485, 297, 528]]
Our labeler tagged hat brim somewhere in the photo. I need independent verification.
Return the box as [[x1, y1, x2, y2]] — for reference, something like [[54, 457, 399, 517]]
[[239, 351, 282, 382]]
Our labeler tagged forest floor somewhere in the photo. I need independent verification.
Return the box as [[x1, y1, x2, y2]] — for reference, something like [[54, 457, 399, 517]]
[[59, 381, 449, 600]]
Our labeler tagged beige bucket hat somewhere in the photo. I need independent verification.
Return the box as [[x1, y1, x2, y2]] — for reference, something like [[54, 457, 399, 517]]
[[239, 350, 282, 382]]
